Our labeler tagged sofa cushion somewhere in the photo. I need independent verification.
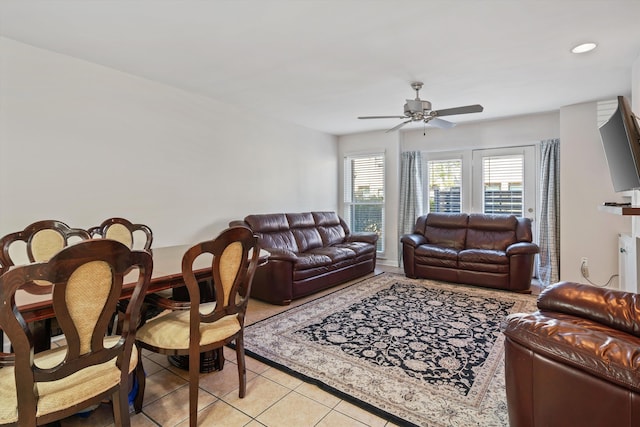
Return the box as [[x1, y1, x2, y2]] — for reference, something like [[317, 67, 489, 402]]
[[312, 211, 341, 226], [312, 212, 347, 246], [318, 225, 346, 246], [287, 212, 315, 228], [465, 214, 517, 250], [414, 244, 459, 268], [293, 228, 323, 252], [458, 249, 508, 273], [425, 226, 467, 251], [308, 246, 355, 263], [415, 244, 458, 260], [285, 213, 323, 252], [425, 213, 468, 250], [245, 213, 289, 233], [334, 241, 375, 257], [259, 231, 299, 252], [458, 248, 508, 264], [293, 253, 332, 270]]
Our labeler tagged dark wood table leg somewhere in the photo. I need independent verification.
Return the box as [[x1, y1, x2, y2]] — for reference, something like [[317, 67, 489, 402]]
[[30, 319, 52, 353]]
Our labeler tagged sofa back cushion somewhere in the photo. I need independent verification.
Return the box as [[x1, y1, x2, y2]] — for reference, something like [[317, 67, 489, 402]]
[[424, 213, 468, 251], [466, 214, 517, 251], [245, 213, 299, 252], [313, 211, 347, 246], [242, 211, 352, 253], [287, 213, 323, 252]]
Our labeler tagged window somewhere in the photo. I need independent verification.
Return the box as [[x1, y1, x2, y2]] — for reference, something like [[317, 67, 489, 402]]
[[425, 146, 536, 220], [427, 158, 462, 213], [481, 154, 524, 215], [344, 153, 385, 253]]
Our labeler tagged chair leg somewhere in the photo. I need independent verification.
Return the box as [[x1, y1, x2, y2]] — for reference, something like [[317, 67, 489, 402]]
[[112, 388, 131, 427], [236, 335, 247, 398], [215, 347, 225, 370], [189, 347, 201, 427], [133, 347, 146, 413]]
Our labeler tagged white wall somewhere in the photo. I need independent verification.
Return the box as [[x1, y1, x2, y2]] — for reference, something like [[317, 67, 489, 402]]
[[0, 38, 338, 246], [401, 112, 559, 152], [559, 101, 629, 286]]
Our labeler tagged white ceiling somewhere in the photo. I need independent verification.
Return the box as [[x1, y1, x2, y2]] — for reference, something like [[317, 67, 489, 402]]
[[1, 0, 639, 136]]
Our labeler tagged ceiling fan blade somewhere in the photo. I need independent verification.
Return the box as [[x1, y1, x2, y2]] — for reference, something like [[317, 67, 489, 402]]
[[434, 104, 484, 117], [429, 117, 456, 129], [358, 115, 407, 119], [385, 120, 412, 133]]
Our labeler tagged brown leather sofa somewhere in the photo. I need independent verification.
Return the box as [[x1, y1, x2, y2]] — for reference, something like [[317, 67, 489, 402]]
[[231, 211, 378, 305], [401, 212, 538, 292], [503, 282, 640, 427]]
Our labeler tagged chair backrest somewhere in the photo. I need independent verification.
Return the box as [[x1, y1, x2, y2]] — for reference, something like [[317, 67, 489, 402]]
[[0, 239, 153, 424], [89, 217, 153, 251], [181, 227, 260, 331], [0, 220, 91, 274]]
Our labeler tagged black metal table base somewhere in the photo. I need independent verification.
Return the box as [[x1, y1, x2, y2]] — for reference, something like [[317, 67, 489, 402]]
[[168, 348, 224, 373]]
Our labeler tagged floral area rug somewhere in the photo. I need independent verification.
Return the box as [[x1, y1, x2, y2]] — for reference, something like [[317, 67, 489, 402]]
[[244, 273, 537, 427]]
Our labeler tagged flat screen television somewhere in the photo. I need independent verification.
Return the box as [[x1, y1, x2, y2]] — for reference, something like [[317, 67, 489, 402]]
[[599, 95, 640, 192]]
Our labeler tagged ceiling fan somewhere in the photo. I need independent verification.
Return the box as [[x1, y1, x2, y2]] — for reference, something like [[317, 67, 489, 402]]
[[358, 82, 484, 132]]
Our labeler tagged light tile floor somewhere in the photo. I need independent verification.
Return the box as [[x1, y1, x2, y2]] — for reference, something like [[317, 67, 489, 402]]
[[59, 266, 404, 427]]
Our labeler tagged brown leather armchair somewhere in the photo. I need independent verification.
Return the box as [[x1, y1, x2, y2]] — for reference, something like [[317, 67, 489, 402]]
[[503, 281, 640, 427]]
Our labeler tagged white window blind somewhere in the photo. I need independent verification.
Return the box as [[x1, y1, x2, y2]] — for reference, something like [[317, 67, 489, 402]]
[[482, 154, 523, 215], [427, 158, 462, 213], [344, 153, 385, 253]]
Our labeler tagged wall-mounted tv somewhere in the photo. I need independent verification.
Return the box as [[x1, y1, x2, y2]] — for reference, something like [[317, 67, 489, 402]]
[[599, 95, 640, 192]]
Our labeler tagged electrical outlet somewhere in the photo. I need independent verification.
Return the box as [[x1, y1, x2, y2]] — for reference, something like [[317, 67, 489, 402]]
[[581, 257, 589, 278]]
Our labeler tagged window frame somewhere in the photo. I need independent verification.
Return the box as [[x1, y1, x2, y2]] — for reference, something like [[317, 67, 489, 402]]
[[343, 152, 386, 254], [425, 156, 464, 213], [479, 153, 525, 215]]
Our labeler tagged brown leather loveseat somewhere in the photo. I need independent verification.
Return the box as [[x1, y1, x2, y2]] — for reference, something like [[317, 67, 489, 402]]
[[231, 211, 378, 305], [401, 212, 538, 292], [503, 281, 640, 427]]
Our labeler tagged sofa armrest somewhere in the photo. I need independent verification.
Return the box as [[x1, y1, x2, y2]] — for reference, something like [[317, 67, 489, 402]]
[[505, 241, 539, 256], [400, 233, 427, 248], [229, 219, 250, 228], [264, 248, 298, 262], [537, 281, 640, 338], [346, 232, 378, 245], [503, 310, 640, 393]]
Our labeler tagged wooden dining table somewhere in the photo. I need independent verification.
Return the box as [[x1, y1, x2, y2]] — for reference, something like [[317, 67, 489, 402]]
[[13, 244, 211, 324], [5, 244, 268, 371]]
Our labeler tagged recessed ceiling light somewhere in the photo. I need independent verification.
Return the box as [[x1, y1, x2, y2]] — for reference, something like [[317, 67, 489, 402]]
[[571, 42, 597, 54]]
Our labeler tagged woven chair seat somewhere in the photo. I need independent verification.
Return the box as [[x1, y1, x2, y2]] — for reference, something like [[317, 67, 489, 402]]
[[0, 336, 138, 424]]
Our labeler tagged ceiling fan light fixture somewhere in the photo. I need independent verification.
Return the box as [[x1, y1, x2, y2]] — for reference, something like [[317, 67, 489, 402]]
[[571, 42, 597, 54], [359, 82, 483, 132]]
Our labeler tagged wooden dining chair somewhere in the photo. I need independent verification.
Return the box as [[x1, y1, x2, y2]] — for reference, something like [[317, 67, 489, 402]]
[[0, 239, 152, 426], [0, 219, 91, 275], [133, 227, 260, 426], [88, 217, 153, 251]]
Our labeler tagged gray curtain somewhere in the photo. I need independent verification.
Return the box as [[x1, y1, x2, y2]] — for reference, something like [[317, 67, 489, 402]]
[[398, 151, 424, 266], [537, 139, 560, 287]]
